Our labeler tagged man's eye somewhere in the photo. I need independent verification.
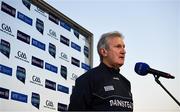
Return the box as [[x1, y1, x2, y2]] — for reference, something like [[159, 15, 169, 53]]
[[115, 45, 125, 48], [115, 45, 121, 48]]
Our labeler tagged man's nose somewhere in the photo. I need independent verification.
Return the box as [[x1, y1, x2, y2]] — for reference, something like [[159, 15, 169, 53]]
[[121, 48, 126, 54]]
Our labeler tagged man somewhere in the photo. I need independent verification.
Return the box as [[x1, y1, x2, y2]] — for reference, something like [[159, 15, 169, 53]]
[[68, 31, 133, 111]]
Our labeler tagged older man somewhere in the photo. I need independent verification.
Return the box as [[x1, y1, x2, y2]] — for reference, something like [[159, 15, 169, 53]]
[[68, 31, 133, 111]]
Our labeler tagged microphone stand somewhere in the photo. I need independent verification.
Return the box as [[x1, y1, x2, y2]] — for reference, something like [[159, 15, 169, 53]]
[[153, 74, 180, 107]]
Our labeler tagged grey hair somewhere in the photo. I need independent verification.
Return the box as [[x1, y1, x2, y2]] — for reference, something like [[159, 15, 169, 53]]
[[97, 31, 124, 61]]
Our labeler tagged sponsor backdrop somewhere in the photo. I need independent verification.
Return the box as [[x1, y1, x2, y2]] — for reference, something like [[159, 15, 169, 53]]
[[0, 0, 92, 111]]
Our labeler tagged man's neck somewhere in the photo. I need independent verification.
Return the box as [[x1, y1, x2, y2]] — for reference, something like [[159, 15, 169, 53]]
[[102, 60, 120, 70]]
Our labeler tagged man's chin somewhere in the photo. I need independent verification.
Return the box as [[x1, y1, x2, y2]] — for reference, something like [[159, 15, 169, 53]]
[[117, 62, 124, 67], [113, 63, 123, 69]]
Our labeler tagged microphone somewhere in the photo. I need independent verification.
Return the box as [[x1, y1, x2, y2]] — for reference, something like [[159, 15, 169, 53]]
[[134, 62, 175, 79]]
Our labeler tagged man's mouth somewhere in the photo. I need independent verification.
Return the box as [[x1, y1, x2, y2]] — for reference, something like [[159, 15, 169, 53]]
[[119, 56, 125, 59]]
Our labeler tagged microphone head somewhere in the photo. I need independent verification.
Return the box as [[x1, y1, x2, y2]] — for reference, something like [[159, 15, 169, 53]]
[[134, 62, 150, 76]]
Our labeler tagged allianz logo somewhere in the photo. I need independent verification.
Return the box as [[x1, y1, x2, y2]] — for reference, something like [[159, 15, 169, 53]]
[[15, 51, 29, 63], [59, 52, 69, 62], [49, 14, 59, 25], [58, 103, 67, 111], [45, 80, 56, 90], [71, 57, 80, 67], [60, 35, 69, 46], [0, 23, 14, 37], [32, 56, 44, 68], [30, 75, 43, 86]]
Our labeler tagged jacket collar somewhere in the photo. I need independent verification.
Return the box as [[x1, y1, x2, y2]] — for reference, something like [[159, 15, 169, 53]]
[[99, 62, 120, 75]]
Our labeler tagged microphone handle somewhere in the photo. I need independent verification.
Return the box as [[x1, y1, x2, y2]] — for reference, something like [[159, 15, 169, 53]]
[[148, 68, 175, 79]]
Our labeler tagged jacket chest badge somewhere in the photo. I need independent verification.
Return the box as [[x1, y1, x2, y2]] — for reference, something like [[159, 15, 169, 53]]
[[113, 77, 119, 80], [104, 85, 114, 92]]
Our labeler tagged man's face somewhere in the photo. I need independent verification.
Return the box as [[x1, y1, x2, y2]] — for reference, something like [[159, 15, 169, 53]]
[[104, 37, 126, 68]]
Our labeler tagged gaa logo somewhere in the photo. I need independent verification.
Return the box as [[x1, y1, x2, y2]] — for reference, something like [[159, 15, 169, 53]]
[[0, 23, 14, 37], [46, 100, 54, 107], [44, 100, 56, 110], [47, 29, 58, 40], [35, 7, 47, 17], [34, 7, 47, 17], [30, 75, 43, 86], [49, 29, 56, 37], [61, 52, 67, 59], [60, 52, 69, 62], [32, 75, 41, 83], [36, 7, 45, 14], [71, 73, 78, 81], [15, 51, 29, 63], [1, 23, 12, 33], [18, 51, 27, 60]]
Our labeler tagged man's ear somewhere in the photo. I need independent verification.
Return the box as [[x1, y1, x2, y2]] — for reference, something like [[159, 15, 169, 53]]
[[99, 48, 107, 57]]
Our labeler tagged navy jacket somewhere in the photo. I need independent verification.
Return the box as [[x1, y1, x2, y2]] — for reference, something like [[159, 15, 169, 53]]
[[68, 62, 133, 111]]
